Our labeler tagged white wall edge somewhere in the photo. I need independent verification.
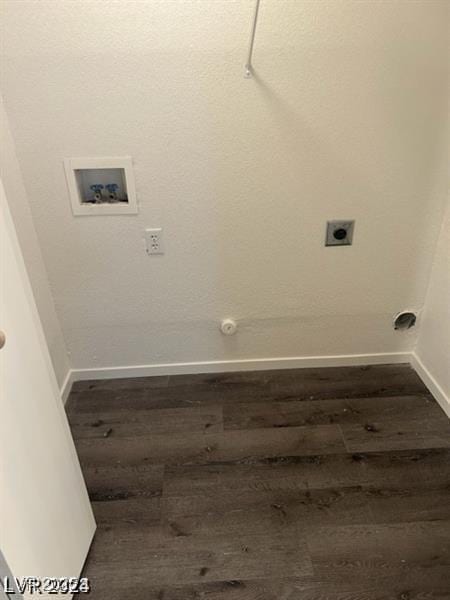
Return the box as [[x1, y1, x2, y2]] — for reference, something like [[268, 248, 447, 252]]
[[61, 351, 409, 392], [410, 351, 450, 418]]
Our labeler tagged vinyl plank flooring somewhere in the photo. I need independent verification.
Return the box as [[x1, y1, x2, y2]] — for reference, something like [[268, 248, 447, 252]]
[[161, 485, 374, 534], [341, 416, 450, 452], [75, 424, 346, 468], [67, 389, 172, 414], [68, 386, 242, 414], [78, 575, 450, 600], [91, 497, 161, 526], [72, 375, 170, 392], [224, 394, 450, 452], [83, 463, 164, 499], [163, 448, 450, 498], [83, 463, 163, 525], [223, 394, 441, 430], [79, 578, 291, 600], [306, 520, 450, 581], [161, 503, 304, 539], [167, 365, 427, 401], [162, 483, 450, 530], [366, 483, 450, 524], [162, 463, 450, 532], [83, 525, 313, 586], [279, 576, 450, 600], [68, 364, 428, 415], [70, 405, 223, 439], [267, 365, 429, 400], [68, 366, 450, 600]]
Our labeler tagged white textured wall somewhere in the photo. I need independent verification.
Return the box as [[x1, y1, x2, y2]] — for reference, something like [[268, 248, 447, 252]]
[[0, 0, 448, 370], [0, 100, 70, 387], [416, 198, 450, 402]]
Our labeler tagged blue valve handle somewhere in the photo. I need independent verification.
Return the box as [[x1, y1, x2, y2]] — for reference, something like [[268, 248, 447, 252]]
[[90, 184, 104, 192], [105, 184, 119, 192]]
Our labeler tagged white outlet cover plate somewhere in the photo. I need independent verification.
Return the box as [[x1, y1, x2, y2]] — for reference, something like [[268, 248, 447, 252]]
[[64, 156, 138, 216], [145, 228, 164, 255]]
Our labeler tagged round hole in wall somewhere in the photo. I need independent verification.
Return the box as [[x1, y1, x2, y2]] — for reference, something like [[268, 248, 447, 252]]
[[393, 312, 417, 330]]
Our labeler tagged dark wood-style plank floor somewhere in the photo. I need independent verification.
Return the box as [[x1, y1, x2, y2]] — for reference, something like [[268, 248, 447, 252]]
[[67, 364, 450, 600]]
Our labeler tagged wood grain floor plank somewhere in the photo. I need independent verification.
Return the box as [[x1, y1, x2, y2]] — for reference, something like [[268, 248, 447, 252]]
[[223, 393, 450, 452], [79, 578, 285, 600], [267, 364, 429, 401], [91, 497, 161, 526], [75, 424, 346, 468], [341, 416, 450, 452], [168, 365, 427, 401], [163, 448, 450, 498], [70, 405, 223, 439], [67, 366, 450, 599], [68, 386, 242, 413], [367, 483, 450, 524], [83, 525, 313, 585], [162, 483, 450, 529], [72, 375, 170, 393], [162, 485, 374, 533], [306, 520, 450, 581], [278, 576, 450, 600], [223, 394, 442, 430], [69, 365, 429, 415], [83, 463, 164, 498], [78, 575, 450, 600], [82, 463, 164, 525]]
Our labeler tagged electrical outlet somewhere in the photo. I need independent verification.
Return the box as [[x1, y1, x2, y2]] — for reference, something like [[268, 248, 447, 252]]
[[325, 220, 355, 246], [145, 228, 164, 255]]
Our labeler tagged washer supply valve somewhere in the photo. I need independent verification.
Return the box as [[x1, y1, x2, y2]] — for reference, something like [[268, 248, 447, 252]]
[[90, 184, 104, 203], [105, 183, 119, 202]]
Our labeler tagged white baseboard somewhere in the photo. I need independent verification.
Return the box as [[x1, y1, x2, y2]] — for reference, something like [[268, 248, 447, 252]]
[[61, 351, 410, 400], [60, 369, 75, 405], [60, 351, 450, 419], [410, 352, 450, 418], [60, 351, 450, 420]]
